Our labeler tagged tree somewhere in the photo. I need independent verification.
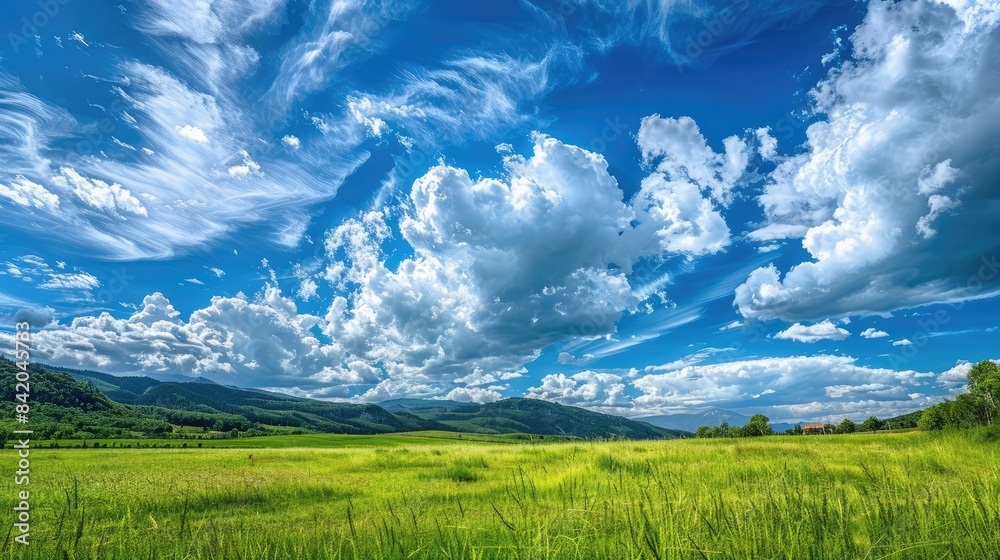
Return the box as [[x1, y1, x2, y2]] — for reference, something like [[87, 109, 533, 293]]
[[947, 393, 990, 428], [838, 418, 857, 434], [743, 414, 773, 437], [695, 426, 711, 439], [709, 421, 730, 439], [918, 404, 947, 431], [968, 360, 1000, 424], [860, 416, 882, 432]]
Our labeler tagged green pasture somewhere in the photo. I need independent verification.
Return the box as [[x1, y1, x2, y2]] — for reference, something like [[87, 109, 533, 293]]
[[2, 430, 998, 559]]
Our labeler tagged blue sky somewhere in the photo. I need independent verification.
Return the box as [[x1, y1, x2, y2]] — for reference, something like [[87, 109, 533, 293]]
[[0, 0, 998, 423]]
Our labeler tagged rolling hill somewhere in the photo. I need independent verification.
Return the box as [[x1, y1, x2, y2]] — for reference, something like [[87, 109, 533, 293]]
[[0, 358, 172, 439], [1, 360, 684, 440], [129, 380, 443, 434]]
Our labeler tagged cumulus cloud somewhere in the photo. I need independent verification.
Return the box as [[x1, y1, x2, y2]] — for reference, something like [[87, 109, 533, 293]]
[[437, 385, 507, 404], [11, 306, 55, 328], [637, 115, 748, 206], [893, 339, 913, 347], [630, 354, 939, 421], [175, 124, 209, 143], [0, 176, 59, 210], [525, 371, 629, 409], [226, 150, 262, 178], [736, 0, 1000, 321], [774, 320, 850, 343], [52, 167, 147, 216], [322, 131, 744, 399], [4, 286, 344, 389], [755, 127, 778, 161], [861, 328, 889, 339], [937, 361, 972, 389], [937, 359, 1000, 393], [614, 115, 748, 260]]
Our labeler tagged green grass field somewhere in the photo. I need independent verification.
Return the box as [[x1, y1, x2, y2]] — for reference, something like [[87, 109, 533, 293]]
[[26, 431, 536, 449], [3, 431, 999, 559]]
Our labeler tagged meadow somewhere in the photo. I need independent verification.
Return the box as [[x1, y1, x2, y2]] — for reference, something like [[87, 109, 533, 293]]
[[3, 431, 999, 559]]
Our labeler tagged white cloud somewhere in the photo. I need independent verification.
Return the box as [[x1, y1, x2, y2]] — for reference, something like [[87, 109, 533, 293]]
[[755, 127, 778, 161], [8, 287, 342, 389], [39, 273, 100, 291], [630, 354, 938, 421], [938, 362, 972, 388], [339, 47, 582, 149], [226, 150, 262, 178], [0, 60, 368, 259], [0, 176, 59, 210], [525, 0, 838, 69], [736, 0, 1000, 321], [68, 32, 89, 47], [915, 194, 958, 239], [437, 385, 507, 404], [774, 320, 850, 343], [262, 0, 421, 116], [893, 339, 913, 347], [614, 115, 749, 261], [861, 328, 889, 339], [281, 135, 301, 150], [637, 115, 748, 206], [175, 124, 209, 143], [525, 371, 630, 409], [1, 255, 100, 299], [293, 264, 319, 301], [184, 278, 205, 285], [625, 173, 731, 257], [52, 167, 147, 216], [321, 130, 742, 399]]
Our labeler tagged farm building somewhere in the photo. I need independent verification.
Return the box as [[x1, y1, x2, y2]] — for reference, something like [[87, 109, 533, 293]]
[[802, 423, 828, 435]]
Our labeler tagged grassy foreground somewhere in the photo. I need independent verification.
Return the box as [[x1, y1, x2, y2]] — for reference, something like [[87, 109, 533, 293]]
[[3, 431, 999, 559]]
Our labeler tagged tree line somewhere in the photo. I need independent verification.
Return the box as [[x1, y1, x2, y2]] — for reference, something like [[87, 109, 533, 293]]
[[694, 361, 1000, 438], [918, 360, 999, 431], [694, 414, 887, 439]]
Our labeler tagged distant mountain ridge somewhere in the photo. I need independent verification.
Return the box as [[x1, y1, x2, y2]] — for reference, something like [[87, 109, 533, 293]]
[[639, 407, 800, 433], [7, 361, 682, 440], [382, 397, 688, 439]]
